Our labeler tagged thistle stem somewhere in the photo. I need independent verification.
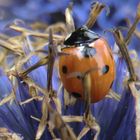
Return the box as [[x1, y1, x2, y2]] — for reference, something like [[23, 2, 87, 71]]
[[47, 29, 55, 91], [85, 2, 105, 29], [113, 29, 137, 81], [125, 3, 140, 44], [125, 18, 140, 45]]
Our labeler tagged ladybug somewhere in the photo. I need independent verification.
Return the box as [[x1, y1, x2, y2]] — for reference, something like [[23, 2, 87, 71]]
[[59, 26, 115, 103]]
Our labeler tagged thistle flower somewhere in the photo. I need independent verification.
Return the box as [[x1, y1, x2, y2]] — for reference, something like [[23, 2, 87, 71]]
[[0, 1, 139, 140]]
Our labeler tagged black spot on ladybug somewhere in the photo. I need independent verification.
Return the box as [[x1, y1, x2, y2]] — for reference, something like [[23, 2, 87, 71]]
[[77, 75, 82, 80], [62, 65, 68, 74], [81, 45, 96, 58], [71, 92, 81, 98], [102, 65, 109, 74]]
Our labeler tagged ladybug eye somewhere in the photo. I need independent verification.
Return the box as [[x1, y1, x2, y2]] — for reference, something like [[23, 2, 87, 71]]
[[62, 65, 68, 74], [102, 65, 109, 74]]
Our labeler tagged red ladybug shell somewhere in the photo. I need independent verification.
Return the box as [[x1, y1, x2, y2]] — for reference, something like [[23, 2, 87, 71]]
[[59, 38, 115, 103]]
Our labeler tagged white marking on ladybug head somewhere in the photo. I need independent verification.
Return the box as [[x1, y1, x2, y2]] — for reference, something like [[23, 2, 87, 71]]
[[65, 33, 72, 41]]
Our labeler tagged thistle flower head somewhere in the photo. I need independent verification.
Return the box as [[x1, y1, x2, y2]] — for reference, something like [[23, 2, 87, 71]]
[[0, 1, 139, 140]]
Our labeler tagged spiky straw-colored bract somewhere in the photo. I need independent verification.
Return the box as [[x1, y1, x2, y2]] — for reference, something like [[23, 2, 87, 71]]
[[0, 1, 139, 140]]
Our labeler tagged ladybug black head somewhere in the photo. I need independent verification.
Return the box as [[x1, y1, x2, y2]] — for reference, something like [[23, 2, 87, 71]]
[[64, 26, 99, 45]]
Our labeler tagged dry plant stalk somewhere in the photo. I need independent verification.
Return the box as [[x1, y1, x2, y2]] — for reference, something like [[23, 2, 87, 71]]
[[80, 73, 100, 140], [129, 82, 140, 140], [113, 29, 137, 81], [85, 2, 105, 28], [31, 101, 77, 140], [63, 89, 77, 107], [47, 29, 55, 91], [78, 113, 100, 140], [52, 94, 62, 114], [57, 2, 106, 138], [112, 5, 140, 139], [31, 116, 57, 139], [0, 1, 131, 140], [36, 96, 49, 140], [62, 116, 83, 123], [66, 71, 100, 140], [20, 56, 49, 78], [65, 2, 75, 32], [0, 39, 23, 55], [19, 56, 48, 78], [0, 91, 15, 106], [20, 96, 43, 105], [0, 127, 22, 140], [23, 77, 48, 95], [47, 101, 77, 140], [9, 25, 64, 40], [17, 29, 67, 79], [134, 29, 140, 39], [107, 89, 121, 101], [125, 3, 140, 44], [46, 22, 67, 35], [83, 74, 91, 116]]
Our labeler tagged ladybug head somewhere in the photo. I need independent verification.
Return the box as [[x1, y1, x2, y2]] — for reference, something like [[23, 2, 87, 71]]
[[64, 26, 99, 46]]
